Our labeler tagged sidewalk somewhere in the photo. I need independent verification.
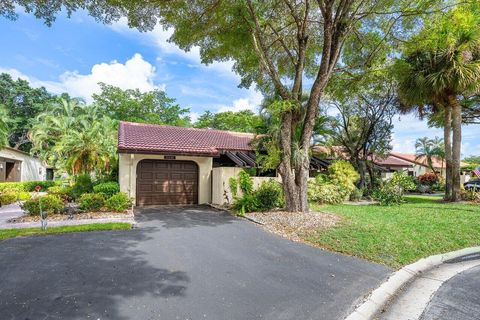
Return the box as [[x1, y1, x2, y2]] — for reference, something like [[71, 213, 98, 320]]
[[379, 254, 480, 320]]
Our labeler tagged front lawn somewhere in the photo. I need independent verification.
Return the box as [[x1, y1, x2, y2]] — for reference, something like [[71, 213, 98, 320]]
[[0, 223, 132, 241], [306, 196, 480, 268]]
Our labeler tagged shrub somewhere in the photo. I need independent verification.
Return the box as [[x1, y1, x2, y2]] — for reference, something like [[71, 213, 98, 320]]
[[23, 180, 59, 192], [307, 161, 360, 205], [71, 174, 94, 200], [349, 188, 364, 202], [228, 177, 238, 198], [254, 179, 284, 211], [21, 195, 64, 216], [79, 193, 105, 212], [372, 187, 403, 206], [373, 171, 415, 205], [238, 170, 254, 195], [0, 192, 18, 206], [417, 173, 438, 186], [105, 192, 132, 212], [461, 189, 480, 203], [328, 160, 359, 197], [48, 186, 73, 201], [232, 194, 258, 216], [308, 182, 345, 204], [17, 191, 31, 201], [93, 182, 120, 198], [0, 183, 24, 192], [416, 184, 431, 194]]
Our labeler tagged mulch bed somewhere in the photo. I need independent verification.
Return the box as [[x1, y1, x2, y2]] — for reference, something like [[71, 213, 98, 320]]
[[9, 211, 133, 223], [245, 210, 342, 242]]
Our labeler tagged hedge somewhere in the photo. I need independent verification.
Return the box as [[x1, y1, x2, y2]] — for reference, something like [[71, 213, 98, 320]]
[[0, 180, 61, 192]]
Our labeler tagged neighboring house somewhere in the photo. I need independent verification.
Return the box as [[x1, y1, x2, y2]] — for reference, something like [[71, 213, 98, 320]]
[[0, 147, 52, 182], [118, 121, 327, 206]]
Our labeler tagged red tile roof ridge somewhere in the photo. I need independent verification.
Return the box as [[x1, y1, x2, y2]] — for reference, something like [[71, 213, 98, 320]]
[[119, 121, 256, 137]]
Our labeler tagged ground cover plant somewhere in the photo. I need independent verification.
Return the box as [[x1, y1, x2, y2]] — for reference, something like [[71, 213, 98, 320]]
[[0, 223, 132, 241], [306, 195, 480, 268]]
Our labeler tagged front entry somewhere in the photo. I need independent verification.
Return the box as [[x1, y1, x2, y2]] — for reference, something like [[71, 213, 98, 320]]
[[136, 159, 199, 206]]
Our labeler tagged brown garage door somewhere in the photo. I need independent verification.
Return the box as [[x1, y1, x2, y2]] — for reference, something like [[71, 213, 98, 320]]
[[136, 160, 198, 206]]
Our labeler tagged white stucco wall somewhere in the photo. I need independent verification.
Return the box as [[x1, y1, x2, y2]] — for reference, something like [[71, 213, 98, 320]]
[[0, 148, 47, 181], [119, 153, 213, 205]]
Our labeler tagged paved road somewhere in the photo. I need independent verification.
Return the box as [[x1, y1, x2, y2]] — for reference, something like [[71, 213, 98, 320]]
[[421, 264, 480, 320], [0, 206, 390, 320]]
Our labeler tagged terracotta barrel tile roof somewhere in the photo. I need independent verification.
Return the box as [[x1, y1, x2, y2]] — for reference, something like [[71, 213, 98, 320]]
[[371, 155, 414, 167], [118, 121, 255, 156]]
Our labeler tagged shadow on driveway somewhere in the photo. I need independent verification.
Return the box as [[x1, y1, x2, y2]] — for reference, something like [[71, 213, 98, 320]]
[[0, 205, 391, 320]]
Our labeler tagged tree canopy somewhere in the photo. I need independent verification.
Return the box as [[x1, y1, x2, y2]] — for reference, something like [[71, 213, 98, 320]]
[[92, 83, 190, 126], [194, 110, 262, 133], [0, 73, 55, 151]]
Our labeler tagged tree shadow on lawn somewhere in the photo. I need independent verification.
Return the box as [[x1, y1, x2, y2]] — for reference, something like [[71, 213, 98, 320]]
[[135, 204, 237, 229], [0, 227, 189, 320]]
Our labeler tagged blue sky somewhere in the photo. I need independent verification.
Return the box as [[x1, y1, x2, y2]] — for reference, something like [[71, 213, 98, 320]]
[[0, 10, 478, 156]]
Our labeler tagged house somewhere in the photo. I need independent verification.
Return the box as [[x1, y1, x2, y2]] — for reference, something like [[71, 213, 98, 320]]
[[118, 121, 328, 206], [373, 152, 470, 182], [0, 147, 52, 182]]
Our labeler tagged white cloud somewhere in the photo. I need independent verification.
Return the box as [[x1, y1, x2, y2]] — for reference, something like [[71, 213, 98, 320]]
[[109, 19, 237, 78], [1, 54, 161, 103], [216, 88, 263, 113]]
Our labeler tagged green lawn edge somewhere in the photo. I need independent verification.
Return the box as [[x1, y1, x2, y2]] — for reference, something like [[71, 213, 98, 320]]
[[306, 195, 480, 269], [0, 222, 133, 241]]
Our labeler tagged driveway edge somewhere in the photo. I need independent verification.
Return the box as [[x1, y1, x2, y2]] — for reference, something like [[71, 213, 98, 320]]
[[344, 246, 480, 320]]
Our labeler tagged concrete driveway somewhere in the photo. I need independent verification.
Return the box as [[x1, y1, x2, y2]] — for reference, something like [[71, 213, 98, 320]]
[[0, 206, 391, 320]]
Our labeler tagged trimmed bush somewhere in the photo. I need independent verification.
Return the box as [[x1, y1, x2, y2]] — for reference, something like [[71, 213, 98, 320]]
[[47, 186, 73, 201], [17, 191, 32, 201], [0, 181, 61, 192], [0, 182, 25, 192], [21, 195, 64, 216], [93, 182, 120, 198], [79, 193, 105, 212], [71, 174, 94, 200], [254, 179, 284, 211], [0, 192, 18, 206], [105, 192, 132, 212], [417, 172, 438, 186]]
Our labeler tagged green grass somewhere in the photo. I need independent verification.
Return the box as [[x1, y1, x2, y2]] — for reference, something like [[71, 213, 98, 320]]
[[0, 223, 132, 241], [306, 195, 480, 268]]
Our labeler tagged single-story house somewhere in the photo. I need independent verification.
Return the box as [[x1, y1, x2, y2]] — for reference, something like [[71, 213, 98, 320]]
[[118, 121, 328, 206], [0, 147, 52, 182]]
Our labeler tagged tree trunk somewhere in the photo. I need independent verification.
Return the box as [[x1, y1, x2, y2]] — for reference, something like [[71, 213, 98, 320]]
[[355, 159, 367, 189], [449, 97, 462, 202], [444, 106, 453, 201]]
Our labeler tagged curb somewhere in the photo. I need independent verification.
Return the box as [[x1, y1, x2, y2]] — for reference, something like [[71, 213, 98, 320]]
[[344, 246, 480, 320]]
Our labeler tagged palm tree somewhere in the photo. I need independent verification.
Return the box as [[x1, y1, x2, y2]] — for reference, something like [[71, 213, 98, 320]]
[[0, 105, 10, 147], [415, 137, 436, 173], [29, 98, 118, 176], [415, 136, 445, 175], [397, 23, 480, 201]]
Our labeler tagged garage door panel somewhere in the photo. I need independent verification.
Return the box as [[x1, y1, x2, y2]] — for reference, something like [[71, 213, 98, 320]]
[[136, 160, 198, 206]]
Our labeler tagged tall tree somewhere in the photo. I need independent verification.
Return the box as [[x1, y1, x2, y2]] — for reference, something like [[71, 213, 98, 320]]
[[0, 105, 10, 147], [194, 110, 262, 133], [4, 0, 452, 211], [92, 83, 190, 126], [396, 3, 480, 201], [329, 82, 396, 189], [0, 73, 55, 151]]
